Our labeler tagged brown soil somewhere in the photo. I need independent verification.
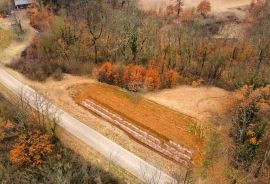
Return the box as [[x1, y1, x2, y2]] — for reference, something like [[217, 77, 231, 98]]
[[145, 85, 231, 124]]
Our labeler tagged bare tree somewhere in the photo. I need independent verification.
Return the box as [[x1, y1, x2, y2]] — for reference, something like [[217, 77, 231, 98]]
[[174, 0, 184, 17], [82, 1, 106, 63]]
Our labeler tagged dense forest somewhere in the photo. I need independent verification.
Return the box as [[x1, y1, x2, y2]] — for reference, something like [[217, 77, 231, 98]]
[[10, 0, 270, 91]]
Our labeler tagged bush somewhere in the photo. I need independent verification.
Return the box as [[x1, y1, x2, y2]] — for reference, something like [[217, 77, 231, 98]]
[[144, 68, 160, 91], [162, 70, 179, 88], [0, 0, 10, 17], [52, 68, 63, 80], [123, 64, 146, 92], [27, 4, 53, 31]]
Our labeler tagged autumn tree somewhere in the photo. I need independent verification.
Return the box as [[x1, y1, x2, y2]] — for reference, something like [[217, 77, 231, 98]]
[[230, 86, 270, 172], [97, 62, 122, 85], [144, 61, 160, 91], [248, 0, 269, 22], [69, 0, 107, 63], [166, 0, 183, 17], [82, 1, 106, 64], [123, 64, 145, 92], [9, 130, 54, 167], [197, 0, 211, 17], [174, 0, 184, 17], [163, 69, 179, 88], [27, 2, 53, 31], [128, 25, 147, 64]]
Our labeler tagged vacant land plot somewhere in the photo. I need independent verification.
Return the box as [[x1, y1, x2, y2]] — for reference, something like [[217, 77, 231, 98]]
[[145, 86, 230, 123], [70, 83, 204, 163]]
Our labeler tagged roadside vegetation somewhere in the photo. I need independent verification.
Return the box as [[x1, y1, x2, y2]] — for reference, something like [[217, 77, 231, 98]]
[[0, 92, 123, 183]]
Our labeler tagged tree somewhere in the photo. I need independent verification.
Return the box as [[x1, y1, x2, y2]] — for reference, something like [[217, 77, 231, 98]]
[[174, 0, 184, 17], [80, 1, 106, 63], [97, 62, 122, 85], [166, 0, 183, 17], [163, 70, 179, 88], [230, 86, 270, 170], [197, 0, 211, 17], [27, 2, 53, 31], [144, 63, 160, 91], [9, 130, 54, 167], [123, 64, 145, 92], [181, 8, 195, 22]]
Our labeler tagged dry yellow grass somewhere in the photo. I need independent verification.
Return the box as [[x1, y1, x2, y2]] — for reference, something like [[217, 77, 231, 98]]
[[71, 83, 204, 164], [0, 27, 11, 50]]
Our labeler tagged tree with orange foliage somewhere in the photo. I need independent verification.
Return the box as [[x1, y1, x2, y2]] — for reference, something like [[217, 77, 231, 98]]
[[97, 62, 122, 85], [144, 65, 160, 91], [163, 70, 179, 88], [97, 62, 114, 84], [197, 0, 211, 17], [9, 130, 54, 167], [123, 64, 146, 92]]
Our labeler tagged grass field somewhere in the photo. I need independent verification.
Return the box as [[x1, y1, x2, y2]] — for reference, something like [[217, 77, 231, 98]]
[[0, 27, 11, 50], [70, 83, 204, 163]]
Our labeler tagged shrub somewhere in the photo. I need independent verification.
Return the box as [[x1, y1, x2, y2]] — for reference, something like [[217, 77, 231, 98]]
[[144, 68, 160, 91], [97, 62, 122, 85], [52, 68, 63, 81], [9, 130, 54, 167], [0, 0, 10, 17], [123, 64, 146, 92], [163, 70, 179, 88]]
